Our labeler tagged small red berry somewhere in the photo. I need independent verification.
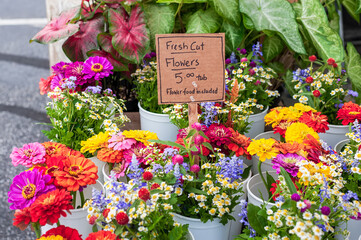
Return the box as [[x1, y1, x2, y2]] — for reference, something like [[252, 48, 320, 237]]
[[116, 211, 129, 225], [305, 76, 313, 83], [138, 188, 150, 201], [333, 62, 338, 68], [150, 183, 160, 190], [88, 215, 97, 225], [313, 90, 321, 97], [142, 171, 153, 181], [309, 55, 317, 62], [327, 58, 335, 65]]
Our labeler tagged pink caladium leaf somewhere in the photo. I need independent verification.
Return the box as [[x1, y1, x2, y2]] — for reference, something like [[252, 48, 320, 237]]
[[108, 6, 150, 63], [87, 49, 129, 72], [62, 14, 104, 62], [31, 7, 79, 44]]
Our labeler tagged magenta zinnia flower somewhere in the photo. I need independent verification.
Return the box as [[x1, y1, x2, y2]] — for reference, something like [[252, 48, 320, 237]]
[[271, 153, 305, 177], [64, 61, 86, 85], [82, 56, 113, 81], [205, 123, 232, 146], [10, 142, 46, 167], [108, 132, 136, 151], [51, 61, 70, 75], [123, 142, 148, 165], [50, 73, 66, 90], [8, 169, 56, 210]]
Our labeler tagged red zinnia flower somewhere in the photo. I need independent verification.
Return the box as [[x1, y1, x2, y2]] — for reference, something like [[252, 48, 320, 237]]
[[336, 101, 361, 125], [86, 230, 119, 240], [205, 123, 232, 146], [138, 188, 150, 201], [13, 207, 32, 231], [142, 171, 153, 181], [299, 111, 329, 133], [116, 211, 129, 225], [29, 189, 73, 226], [41, 225, 82, 240], [273, 121, 294, 137], [227, 128, 252, 159]]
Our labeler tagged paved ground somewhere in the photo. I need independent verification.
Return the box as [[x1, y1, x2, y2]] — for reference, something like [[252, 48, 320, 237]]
[[0, 1, 360, 239]]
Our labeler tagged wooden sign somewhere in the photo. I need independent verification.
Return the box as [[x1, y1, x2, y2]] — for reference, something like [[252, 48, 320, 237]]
[[156, 33, 225, 104]]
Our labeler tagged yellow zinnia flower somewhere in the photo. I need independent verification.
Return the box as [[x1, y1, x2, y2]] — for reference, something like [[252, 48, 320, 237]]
[[293, 103, 317, 113], [122, 130, 158, 145], [80, 131, 111, 154], [247, 138, 278, 162], [285, 122, 319, 144]]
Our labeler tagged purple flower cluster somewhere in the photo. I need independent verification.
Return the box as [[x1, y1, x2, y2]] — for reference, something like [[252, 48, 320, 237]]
[[215, 155, 244, 183], [238, 199, 256, 237], [292, 68, 310, 83], [252, 42, 263, 57], [199, 102, 218, 127], [127, 154, 146, 189]]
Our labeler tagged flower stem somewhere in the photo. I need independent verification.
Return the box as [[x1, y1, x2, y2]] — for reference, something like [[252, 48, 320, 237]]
[[80, 190, 85, 207], [257, 161, 269, 199], [32, 222, 41, 238]]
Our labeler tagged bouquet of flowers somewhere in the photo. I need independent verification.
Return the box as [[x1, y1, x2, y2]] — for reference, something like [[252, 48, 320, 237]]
[[145, 122, 252, 224], [8, 141, 98, 238], [40, 57, 130, 153], [80, 129, 158, 180], [163, 45, 280, 134], [287, 55, 358, 124], [264, 103, 329, 138], [84, 157, 190, 239], [239, 119, 361, 239]]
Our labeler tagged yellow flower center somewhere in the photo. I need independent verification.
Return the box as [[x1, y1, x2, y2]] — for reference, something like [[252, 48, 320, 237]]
[[91, 63, 103, 73], [69, 165, 83, 176], [22, 183, 36, 199], [349, 111, 360, 115], [23, 149, 34, 157]]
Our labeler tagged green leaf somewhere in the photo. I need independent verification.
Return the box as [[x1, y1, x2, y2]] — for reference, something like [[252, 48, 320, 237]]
[[149, 139, 186, 151], [186, 8, 221, 33], [212, 0, 241, 25], [190, 145, 198, 152], [185, 185, 207, 195], [148, 216, 164, 231], [297, 0, 345, 63], [157, 0, 207, 2], [341, 0, 360, 23], [357, 0, 361, 14], [241, 165, 252, 180], [267, 62, 285, 74], [266, 172, 276, 199], [239, 0, 305, 54], [247, 203, 267, 236], [263, 35, 284, 62], [114, 225, 125, 236], [242, 15, 254, 30], [221, 20, 245, 54], [143, 3, 177, 49], [327, 4, 340, 33], [186, 129, 197, 139], [201, 142, 214, 152], [346, 42, 361, 104], [280, 167, 297, 194]]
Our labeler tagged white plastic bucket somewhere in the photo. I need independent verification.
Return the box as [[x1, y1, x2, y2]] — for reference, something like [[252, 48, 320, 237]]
[[319, 124, 349, 149], [89, 156, 104, 184], [334, 139, 349, 153], [228, 166, 252, 240], [247, 171, 278, 209], [335, 218, 361, 240], [138, 103, 178, 142], [251, 131, 280, 175], [102, 162, 127, 184], [41, 180, 104, 237], [173, 213, 230, 240], [245, 106, 269, 139]]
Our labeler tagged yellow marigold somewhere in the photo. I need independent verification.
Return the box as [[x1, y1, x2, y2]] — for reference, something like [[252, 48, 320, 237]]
[[80, 132, 111, 154], [264, 106, 302, 128], [293, 103, 317, 113], [285, 122, 319, 144], [247, 138, 278, 162], [122, 130, 158, 145]]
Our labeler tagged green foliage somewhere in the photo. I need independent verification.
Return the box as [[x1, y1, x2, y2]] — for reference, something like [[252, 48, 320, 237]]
[[346, 43, 361, 104], [262, 35, 284, 63]]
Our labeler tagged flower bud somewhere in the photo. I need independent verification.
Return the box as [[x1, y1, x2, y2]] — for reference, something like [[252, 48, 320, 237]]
[[191, 123, 202, 131], [142, 171, 153, 181], [332, 62, 338, 68], [138, 188, 150, 201], [194, 135, 205, 145], [313, 90, 321, 97], [249, 69, 256, 76], [240, 57, 248, 62], [291, 193, 301, 202], [116, 211, 129, 225], [320, 206, 330, 216], [327, 58, 335, 65], [172, 154, 184, 165], [249, 61, 256, 68], [240, 49, 247, 55], [305, 76, 313, 84], [190, 164, 200, 173], [309, 55, 317, 62]]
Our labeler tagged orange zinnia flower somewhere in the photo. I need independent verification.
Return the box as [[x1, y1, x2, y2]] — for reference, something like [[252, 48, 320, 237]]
[[29, 189, 73, 226], [54, 155, 98, 192], [273, 141, 304, 155], [42, 142, 68, 159], [13, 207, 32, 231], [97, 144, 123, 163], [228, 129, 252, 159], [85, 230, 119, 240]]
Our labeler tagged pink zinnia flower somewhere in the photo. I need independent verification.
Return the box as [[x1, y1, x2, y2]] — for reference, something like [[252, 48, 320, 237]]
[[205, 123, 232, 146], [50, 73, 66, 90], [123, 142, 148, 165], [82, 56, 113, 81], [39, 75, 54, 95], [8, 169, 56, 210], [108, 132, 136, 151], [271, 153, 305, 177], [64, 61, 87, 85], [10, 142, 46, 167]]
